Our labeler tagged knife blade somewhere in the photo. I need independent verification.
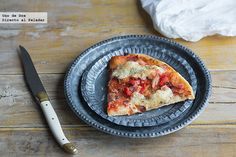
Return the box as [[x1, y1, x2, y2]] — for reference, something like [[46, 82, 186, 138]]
[[19, 45, 78, 154], [19, 45, 46, 97]]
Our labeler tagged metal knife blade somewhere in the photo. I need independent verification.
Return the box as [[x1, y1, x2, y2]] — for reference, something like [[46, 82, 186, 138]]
[[19, 45, 46, 99]]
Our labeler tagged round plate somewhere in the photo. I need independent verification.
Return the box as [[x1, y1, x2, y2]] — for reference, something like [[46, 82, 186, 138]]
[[81, 49, 197, 127], [64, 35, 211, 138]]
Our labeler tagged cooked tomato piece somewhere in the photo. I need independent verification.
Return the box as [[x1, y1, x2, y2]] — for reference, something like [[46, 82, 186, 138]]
[[108, 96, 129, 111], [159, 74, 169, 86], [172, 83, 186, 95], [140, 81, 151, 93], [177, 83, 184, 89], [140, 79, 149, 85], [140, 84, 147, 93], [129, 78, 140, 86], [124, 87, 133, 96]]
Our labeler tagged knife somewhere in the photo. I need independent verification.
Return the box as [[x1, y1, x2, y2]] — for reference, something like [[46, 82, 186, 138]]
[[18, 45, 78, 154]]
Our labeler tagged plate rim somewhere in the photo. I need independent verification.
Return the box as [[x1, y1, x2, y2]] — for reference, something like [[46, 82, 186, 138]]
[[64, 35, 212, 138]]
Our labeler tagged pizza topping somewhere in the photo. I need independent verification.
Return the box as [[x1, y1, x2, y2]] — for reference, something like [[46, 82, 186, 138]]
[[121, 85, 184, 115], [129, 78, 141, 86], [147, 69, 158, 79], [111, 69, 187, 108], [157, 85, 174, 103], [140, 84, 147, 93], [129, 92, 146, 108], [124, 87, 133, 97], [108, 93, 117, 102], [108, 78, 120, 92], [107, 96, 129, 111], [172, 83, 189, 96], [128, 86, 177, 111], [151, 75, 160, 89], [159, 74, 169, 87], [107, 102, 116, 110], [112, 61, 164, 79]]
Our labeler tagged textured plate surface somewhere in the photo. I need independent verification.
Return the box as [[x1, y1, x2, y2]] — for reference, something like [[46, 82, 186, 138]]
[[81, 50, 197, 127], [64, 35, 211, 138]]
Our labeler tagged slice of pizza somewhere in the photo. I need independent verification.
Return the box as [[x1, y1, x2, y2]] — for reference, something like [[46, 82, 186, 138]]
[[107, 54, 195, 116]]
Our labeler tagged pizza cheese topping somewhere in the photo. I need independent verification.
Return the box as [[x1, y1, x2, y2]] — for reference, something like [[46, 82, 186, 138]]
[[112, 61, 165, 79], [129, 86, 182, 111]]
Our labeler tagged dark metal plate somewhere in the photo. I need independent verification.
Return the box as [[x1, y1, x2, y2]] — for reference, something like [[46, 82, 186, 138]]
[[64, 35, 211, 138], [81, 49, 197, 127]]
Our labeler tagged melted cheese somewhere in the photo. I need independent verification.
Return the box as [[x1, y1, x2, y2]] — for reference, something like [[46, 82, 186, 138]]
[[112, 61, 164, 79], [129, 86, 182, 110]]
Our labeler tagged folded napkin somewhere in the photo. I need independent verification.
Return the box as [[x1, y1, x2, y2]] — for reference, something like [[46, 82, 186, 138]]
[[141, 0, 236, 42]]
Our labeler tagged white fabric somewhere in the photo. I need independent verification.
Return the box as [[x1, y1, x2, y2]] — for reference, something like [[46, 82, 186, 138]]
[[141, 0, 236, 42]]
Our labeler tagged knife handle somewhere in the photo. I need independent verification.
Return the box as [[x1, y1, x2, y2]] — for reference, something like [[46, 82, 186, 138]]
[[40, 100, 78, 154]]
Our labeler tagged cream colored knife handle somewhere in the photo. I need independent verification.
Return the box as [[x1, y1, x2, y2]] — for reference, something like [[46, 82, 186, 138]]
[[40, 100, 78, 154]]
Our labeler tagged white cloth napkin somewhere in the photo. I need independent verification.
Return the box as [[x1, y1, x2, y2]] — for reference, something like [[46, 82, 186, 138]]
[[141, 0, 236, 42]]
